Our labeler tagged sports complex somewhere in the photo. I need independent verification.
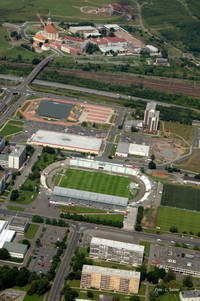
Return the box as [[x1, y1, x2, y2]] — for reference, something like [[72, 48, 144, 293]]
[[20, 97, 114, 126], [41, 158, 155, 210]]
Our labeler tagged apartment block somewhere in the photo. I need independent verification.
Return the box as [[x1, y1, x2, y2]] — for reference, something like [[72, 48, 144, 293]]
[[80, 265, 140, 294], [143, 102, 160, 133], [8, 145, 26, 169], [90, 237, 144, 266]]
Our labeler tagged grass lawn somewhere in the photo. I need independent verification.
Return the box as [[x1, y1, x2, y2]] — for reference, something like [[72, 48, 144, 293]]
[[59, 205, 106, 214], [162, 121, 195, 145], [175, 149, 200, 173], [86, 214, 124, 224], [159, 293, 180, 301], [13, 190, 38, 205], [25, 224, 39, 239], [7, 205, 25, 212], [58, 168, 132, 198], [0, 121, 23, 137], [23, 294, 44, 301], [92, 260, 135, 271], [161, 183, 200, 211], [0, 0, 121, 22], [156, 206, 200, 233]]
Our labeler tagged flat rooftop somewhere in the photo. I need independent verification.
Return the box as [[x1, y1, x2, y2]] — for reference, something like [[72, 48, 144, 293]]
[[91, 237, 144, 253], [146, 102, 156, 111], [150, 244, 200, 274], [3, 241, 28, 255], [28, 130, 103, 153], [82, 265, 140, 279], [9, 217, 28, 227], [37, 100, 74, 120], [10, 145, 26, 157]]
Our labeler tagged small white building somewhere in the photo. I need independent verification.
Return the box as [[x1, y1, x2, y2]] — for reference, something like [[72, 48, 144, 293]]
[[180, 290, 200, 301], [146, 45, 159, 54], [116, 142, 149, 157], [69, 26, 100, 38], [8, 145, 26, 169]]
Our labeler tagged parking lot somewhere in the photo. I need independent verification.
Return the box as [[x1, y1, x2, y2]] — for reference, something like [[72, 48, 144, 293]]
[[29, 226, 66, 274]]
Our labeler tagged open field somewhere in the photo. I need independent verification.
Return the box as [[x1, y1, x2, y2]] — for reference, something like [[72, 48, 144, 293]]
[[159, 293, 180, 301], [6, 205, 24, 212], [161, 121, 195, 145], [58, 168, 132, 198], [59, 205, 106, 214], [141, 0, 200, 55], [0, 0, 121, 22], [161, 183, 200, 211], [25, 224, 39, 239], [0, 120, 24, 137], [175, 150, 200, 173], [156, 206, 200, 233]]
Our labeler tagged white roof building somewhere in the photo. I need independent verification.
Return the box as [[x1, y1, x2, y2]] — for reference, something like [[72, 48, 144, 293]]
[[27, 130, 103, 155], [146, 45, 159, 53], [0, 221, 8, 233], [0, 229, 15, 248], [91, 237, 144, 253], [116, 142, 149, 157]]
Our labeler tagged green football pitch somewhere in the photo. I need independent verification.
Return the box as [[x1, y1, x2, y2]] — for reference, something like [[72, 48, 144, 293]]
[[57, 168, 132, 198], [156, 206, 200, 233]]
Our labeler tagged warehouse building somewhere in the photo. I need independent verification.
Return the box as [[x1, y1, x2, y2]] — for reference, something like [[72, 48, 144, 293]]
[[90, 237, 144, 266], [8, 217, 29, 234], [8, 145, 26, 169], [150, 244, 200, 278], [53, 186, 128, 207], [28, 130, 103, 155], [80, 265, 140, 294], [3, 242, 28, 259], [116, 142, 149, 158], [180, 290, 200, 301]]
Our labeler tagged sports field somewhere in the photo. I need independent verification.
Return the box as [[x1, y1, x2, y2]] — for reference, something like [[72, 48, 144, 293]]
[[156, 206, 200, 233], [57, 168, 132, 198], [0, 120, 24, 137], [161, 183, 200, 211]]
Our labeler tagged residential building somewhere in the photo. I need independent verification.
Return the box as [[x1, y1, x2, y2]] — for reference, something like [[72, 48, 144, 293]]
[[8, 217, 29, 234], [90, 237, 144, 266], [80, 265, 140, 294], [143, 102, 160, 133], [0, 171, 8, 194], [150, 244, 200, 278], [8, 145, 26, 169], [180, 290, 200, 301], [0, 136, 5, 152], [3, 242, 28, 259]]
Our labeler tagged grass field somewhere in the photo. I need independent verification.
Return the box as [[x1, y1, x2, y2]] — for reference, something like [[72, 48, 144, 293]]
[[0, 0, 120, 22], [162, 121, 195, 145], [159, 293, 180, 301], [6, 205, 25, 212], [58, 168, 132, 198], [161, 183, 200, 211], [175, 149, 200, 173], [156, 206, 200, 233], [59, 205, 106, 214], [0, 120, 24, 137], [25, 224, 39, 239]]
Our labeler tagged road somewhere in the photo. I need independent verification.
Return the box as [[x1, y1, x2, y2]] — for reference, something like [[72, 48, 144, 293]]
[[48, 225, 81, 301]]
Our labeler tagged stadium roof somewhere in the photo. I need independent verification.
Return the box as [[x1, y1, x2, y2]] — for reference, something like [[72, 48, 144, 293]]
[[91, 237, 144, 253], [37, 100, 74, 120], [53, 186, 128, 207], [28, 130, 103, 154], [82, 265, 140, 279]]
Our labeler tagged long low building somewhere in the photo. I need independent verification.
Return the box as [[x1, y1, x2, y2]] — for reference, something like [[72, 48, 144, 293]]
[[80, 265, 140, 294], [53, 186, 128, 207], [27, 130, 103, 155], [3, 242, 28, 259], [90, 237, 144, 266], [116, 142, 150, 158], [150, 244, 200, 278]]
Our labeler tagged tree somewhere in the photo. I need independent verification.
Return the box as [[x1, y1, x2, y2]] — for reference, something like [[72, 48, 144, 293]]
[[32, 215, 44, 223], [183, 275, 193, 288], [10, 190, 19, 201], [87, 291, 94, 298], [151, 154, 155, 161], [85, 42, 99, 54], [32, 58, 41, 65], [148, 161, 156, 169], [169, 226, 178, 233], [164, 270, 176, 283], [147, 270, 159, 284], [194, 174, 200, 179], [21, 239, 31, 249], [0, 248, 10, 260], [16, 267, 30, 287], [136, 265, 147, 281]]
